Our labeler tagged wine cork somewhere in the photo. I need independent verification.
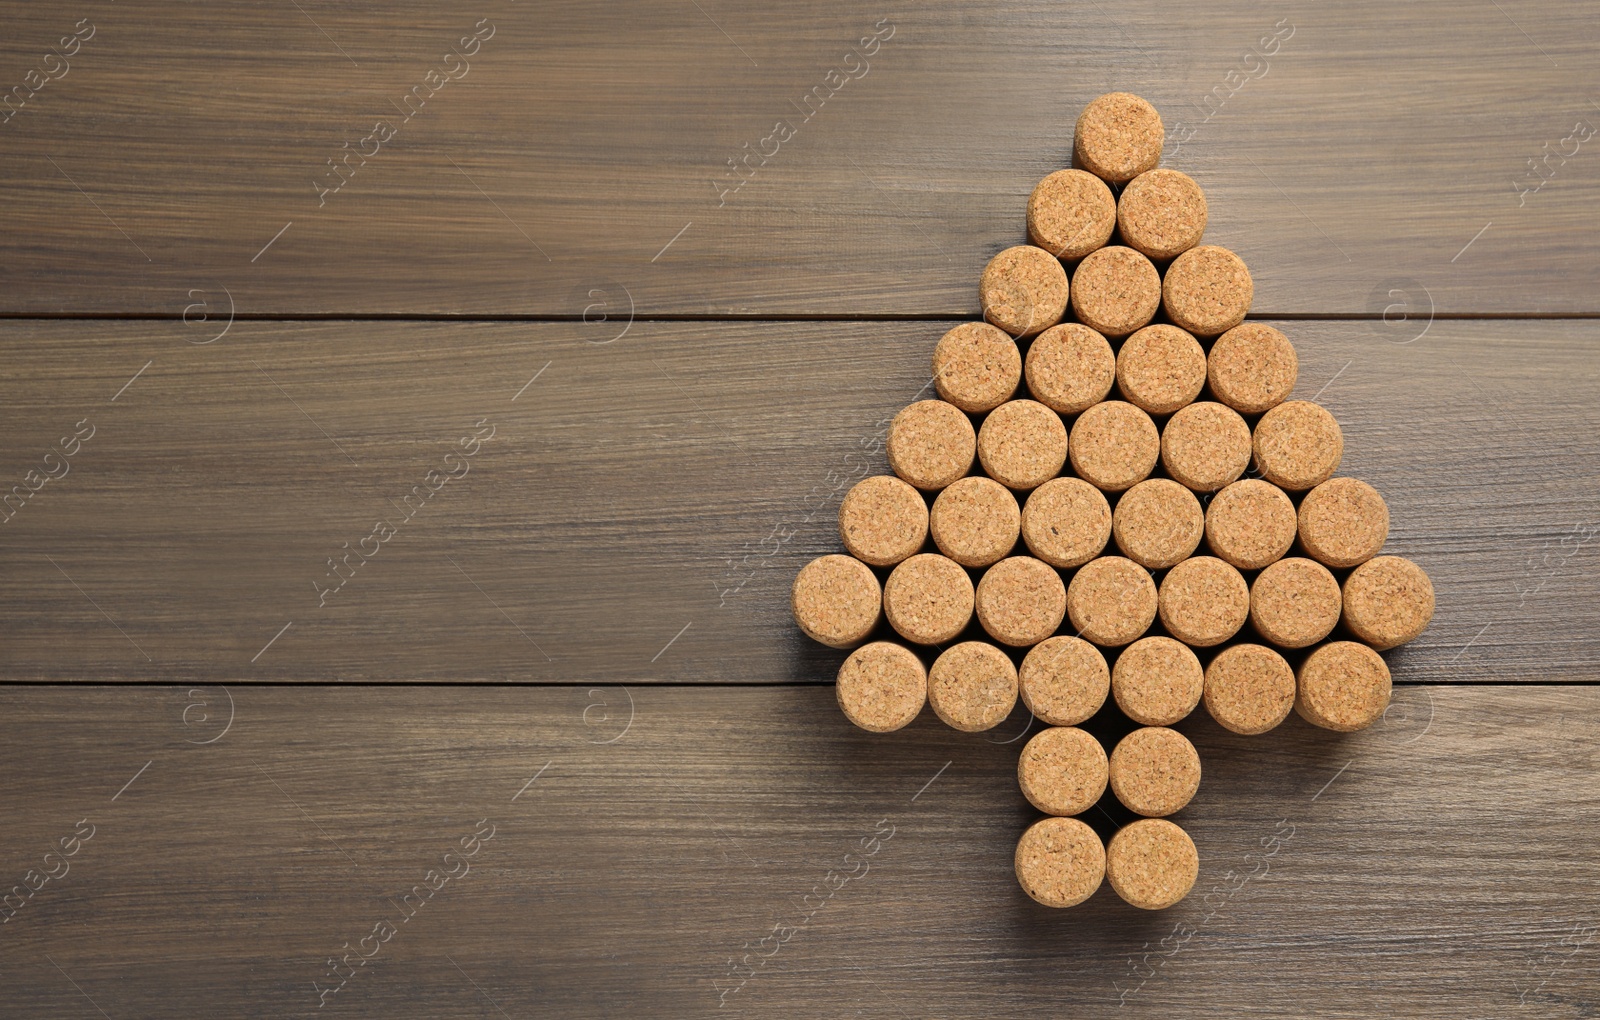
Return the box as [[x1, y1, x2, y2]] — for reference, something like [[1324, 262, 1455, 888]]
[[1208, 323, 1298, 414], [980, 246, 1069, 338], [1112, 478, 1204, 570], [1112, 636, 1203, 726], [930, 476, 1020, 568], [1106, 818, 1198, 910], [1252, 400, 1343, 491], [1161, 401, 1252, 493], [1342, 555, 1435, 650], [1025, 323, 1115, 415], [1296, 640, 1391, 732], [1117, 169, 1207, 260], [933, 322, 1022, 413], [839, 475, 929, 567], [1019, 635, 1109, 726], [1298, 477, 1390, 568], [883, 553, 974, 646], [1070, 246, 1162, 338], [978, 399, 1068, 490], [1109, 727, 1201, 817], [1021, 477, 1113, 569], [1017, 726, 1109, 816], [1116, 324, 1206, 415], [792, 554, 882, 649], [1162, 245, 1253, 337], [1068, 400, 1160, 492], [976, 556, 1067, 647], [1015, 816, 1106, 908], [1205, 479, 1297, 570], [1158, 555, 1248, 647], [1066, 556, 1158, 647], [1027, 169, 1117, 260], [836, 641, 927, 733], [1249, 556, 1342, 649], [1074, 92, 1164, 184], [886, 399, 977, 492], [1203, 643, 1295, 736], [928, 640, 1019, 732]]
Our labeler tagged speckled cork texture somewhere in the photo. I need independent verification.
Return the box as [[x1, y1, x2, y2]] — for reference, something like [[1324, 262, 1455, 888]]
[[1252, 400, 1343, 491], [886, 399, 977, 491], [1066, 555, 1158, 647], [1074, 91, 1164, 184], [1015, 816, 1106, 908], [1070, 246, 1162, 338], [981, 245, 1069, 338], [883, 553, 974, 646], [1203, 643, 1296, 735], [1112, 478, 1204, 570], [792, 554, 882, 649], [1027, 169, 1117, 260], [1019, 635, 1109, 725], [1158, 555, 1249, 647], [1299, 477, 1390, 568], [978, 399, 1069, 490], [931, 476, 1020, 568], [1296, 641, 1392, 732], [836, 641, 927, 733], [933, 322, 1022, 413], [928, 640, 1019, 732], [1209, 323, 1298, 414], [1025, 323, 1115, 415], [1112, 636, 1203, 726], [1018, 726, 1109, 816], [1162, 401, 1252, 493], [839, 475, 929, 567], [1069, 400, 1160, 492], [1117, 168, 1207, 260], [977, 556, 1067, 647], [1116, 324, 1207, 414], [1022, 477, 1113, 569], [1161, 245, 1253, 337], [1106, 818, 1198, 910], [1249, 556, 1342, 649], [1342, 555, 1436, 650], [1109, 727, 1201, 817], [1205, 479, 1298, 569]]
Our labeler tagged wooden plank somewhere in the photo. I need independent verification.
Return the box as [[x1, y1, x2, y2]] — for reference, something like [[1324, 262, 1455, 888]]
[[0, 2, 1596, 315]]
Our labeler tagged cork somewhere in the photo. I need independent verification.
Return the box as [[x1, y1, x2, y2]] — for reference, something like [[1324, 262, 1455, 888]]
[[1116, 324, 1207, 415], [1019, 635, 1110, 726], [1112, 636, 1203, 726], [933, 322, 1022, 413], [1203, 643, 1296, 736], [792, 554, 882, 649], [1068, 400, 1160, 493], [886, 399, 977, 492], [1066, 555, 1158, 647], [1208, 323, 1298, 414], [1295, 640, 1392, 732], [839, 475, 929, 567], [1158, 555, 1249, 647], [1249, 556, 1342, 649], [1342, 555, 1435, 650], [1025, 323, 1115, 415], [978, 399, 1068, 490], [1015, 816, 1106, 909], [1027, 169, 1117, 260], [1074, 92, 1164, 184], [1117, 169, 1207, 261], [883, 553, 974, 646], [1105, 818, 1199, 910], [1252, 400, 1343, 491], [980, 245, 1069, 338], [928, 640, 1019, 732], [1112, 478, 1204, 570], [1017, 726, 1109, 816], [836, 641, 927, 733], [930, 476, 1020, 568], [1161, 401, 1252, 493], [1298, 477, 1390, 569], [1205, 479, 1297, 570], [976, 555, 1067, 647], [1021, 477, 1112, 569], [1108, 727, 1201, 817], [1070, 246, 1162, 338], [1161, 245, 1253, 337]]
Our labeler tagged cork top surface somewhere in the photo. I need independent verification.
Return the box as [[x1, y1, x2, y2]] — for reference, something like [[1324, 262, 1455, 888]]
[[883, 553, 975, 646], [1250, 556, 1342, 649], [1027, 169, 1118, 260], [1299, 477, 1390, 568], [1112, 478, 1204, 570], [1015, 816, 1106, 909], [978, 399, 1069, 490], [1161, 401, 1252, 493], [1296, 641, 1392, 732], [1158, 555, 1249, 647], [1021, 477, 1113, 569], [1112, 635, 1203, 726], [1019, 635, 1110, 725], [887, 399, 978, 491], [1205, 479, 1298, 570], [928, 640, 1019, 732], [1117, 168, 1207, 260], [1203, 643, 1296, 736], [1253, 400, 1344, 491], [792, 554, 882, 649], [980, 245, 1069, 338], [839, 474, 929, 567], [933, 322, 1022, 413], [1066, 555, 1158, 647], [1070, 246, 1162, 338], [1161, 245, 1253, 337], [976, 555, 1068, 647], [1209, 323, 1298, 414], [1019, 726, 1109, 817], [1069, 400, 1160, 492], [836, 641, 927, 733], [930, 476, 1021, 568], [1025, 323, 1116, 415], [1342, 555, 1436, 650], [1106, 818, 1199, 910], [1074, 92, 1164, 184], [1116, 324, 1207, 415], [1109, 726, 1201, 817]]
